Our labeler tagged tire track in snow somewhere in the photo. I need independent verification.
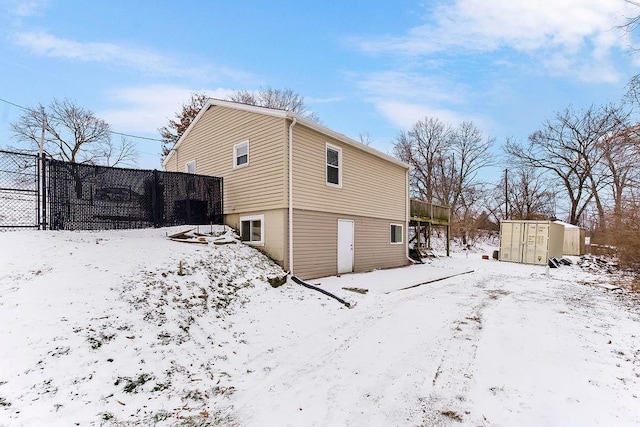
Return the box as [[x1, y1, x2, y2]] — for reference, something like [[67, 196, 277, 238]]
[[230, 276, 485, 426], [418, 274, 512, 426]]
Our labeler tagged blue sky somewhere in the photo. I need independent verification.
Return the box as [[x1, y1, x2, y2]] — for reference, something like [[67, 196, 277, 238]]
[[1, 0, 639, 177]]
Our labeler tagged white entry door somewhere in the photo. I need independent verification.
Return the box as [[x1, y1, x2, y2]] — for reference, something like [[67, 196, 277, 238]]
[[337, 219, 354, 274]]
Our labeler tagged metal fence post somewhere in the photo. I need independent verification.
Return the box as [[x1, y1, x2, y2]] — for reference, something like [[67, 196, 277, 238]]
[[152, 169, 159, 227], [40, 153, 48, 229]]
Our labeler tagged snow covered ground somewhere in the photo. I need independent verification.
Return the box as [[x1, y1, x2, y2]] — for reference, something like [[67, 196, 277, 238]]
[[0, 227, 638, 426]]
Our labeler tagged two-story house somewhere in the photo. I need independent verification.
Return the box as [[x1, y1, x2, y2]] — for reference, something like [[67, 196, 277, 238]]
[[163, 99, 410, 279]]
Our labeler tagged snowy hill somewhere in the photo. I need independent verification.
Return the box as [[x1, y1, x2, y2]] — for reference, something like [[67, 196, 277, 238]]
[[0, 227, 638, 426]]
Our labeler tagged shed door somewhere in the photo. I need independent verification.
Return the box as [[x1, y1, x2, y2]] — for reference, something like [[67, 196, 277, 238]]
[[500, 222, 523, 262], [337, 219, 354, 274], [523, 223, 549, 265]]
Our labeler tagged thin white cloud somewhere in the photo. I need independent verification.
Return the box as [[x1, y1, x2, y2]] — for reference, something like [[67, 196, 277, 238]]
[[350, 69, 491, 135], [306, 96, 344, 104], [358, 70, 467, 105], [2, 0, 47, 16], [374, 101, 467, 129], [542, 52, 620, 83], [359, 0, 632, 54], [11, 30, 256, 82], [353, 0, 635, 83], [354, 70, 488, 129], [14, 30, 159, 63], [374, 100, 489, 132], [99, 85, 234, 135]]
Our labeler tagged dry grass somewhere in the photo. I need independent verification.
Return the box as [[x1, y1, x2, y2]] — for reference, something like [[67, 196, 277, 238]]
[[592, 211, 640, 274]]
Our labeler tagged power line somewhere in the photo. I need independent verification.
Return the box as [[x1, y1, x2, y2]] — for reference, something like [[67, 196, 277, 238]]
[[0, 96, 163, 143], [110, 131, 162, 142], [0, 97, 28, 110]]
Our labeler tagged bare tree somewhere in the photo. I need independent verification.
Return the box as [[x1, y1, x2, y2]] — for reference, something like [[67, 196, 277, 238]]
[[227, 87, 320, 123], [10, 98, 136, 167], [435, 121, 494, 213], [395, 118, 494, 243], [456, 183, 492, 245], [358, 131, 374, 146], [393, 117, 452, 202], [500, 162, 555, 220], [395, 119, 493, 211], [159, 92, 208, 159], [599, 123, 640, 226], [505, 104, 626, 226]]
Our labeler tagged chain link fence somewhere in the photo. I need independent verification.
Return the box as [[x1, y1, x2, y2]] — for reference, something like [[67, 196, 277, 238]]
[[0, 150, 223, 231], [46, 159, 223, 230], [0, 150, 40, 229]]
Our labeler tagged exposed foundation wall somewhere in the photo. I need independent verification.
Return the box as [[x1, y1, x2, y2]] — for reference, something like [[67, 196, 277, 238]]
[[225, 208, 287, 268]]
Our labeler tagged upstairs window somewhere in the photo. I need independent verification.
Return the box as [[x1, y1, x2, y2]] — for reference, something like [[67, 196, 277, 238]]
[[326, 143, 342, 187], [185, 160, 196, 174], [234, 140, 249, 169], [240, 215, 264, 245], [390, 224, 404, 244]]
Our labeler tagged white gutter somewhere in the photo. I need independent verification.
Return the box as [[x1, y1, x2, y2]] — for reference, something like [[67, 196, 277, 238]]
[[288, 117, 297, 274]]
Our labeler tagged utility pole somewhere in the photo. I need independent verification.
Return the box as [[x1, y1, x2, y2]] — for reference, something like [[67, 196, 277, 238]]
[[504, 168, 508, 220], [39, 106, 46, 157]]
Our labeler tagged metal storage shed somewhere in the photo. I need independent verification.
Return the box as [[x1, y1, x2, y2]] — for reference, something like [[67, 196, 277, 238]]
[[499, 220, 564, 265], [553, 221, 586, 256]]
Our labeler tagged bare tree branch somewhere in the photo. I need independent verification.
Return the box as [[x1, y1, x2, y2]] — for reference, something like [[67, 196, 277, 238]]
[[227, 86, 320, 123], [10, 98, 135, 167], [505, 104, 629, 226], [159, 92, 209, 159]]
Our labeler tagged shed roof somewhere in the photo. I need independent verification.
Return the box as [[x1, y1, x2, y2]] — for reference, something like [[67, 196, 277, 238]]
[[553, 220, 580, 229]]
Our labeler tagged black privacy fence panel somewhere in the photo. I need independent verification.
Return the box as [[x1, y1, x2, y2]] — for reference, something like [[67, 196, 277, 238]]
[[0, 150, 39, 228], [46, 159, 223, 230]]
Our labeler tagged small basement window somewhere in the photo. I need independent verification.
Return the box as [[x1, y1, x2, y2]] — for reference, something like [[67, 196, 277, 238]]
[[234, 140, 249, 168], [326, 143, 341, 187], [240, 214, 264, 245], [185, 160, 196, 174], [390, 224, 404, 244]]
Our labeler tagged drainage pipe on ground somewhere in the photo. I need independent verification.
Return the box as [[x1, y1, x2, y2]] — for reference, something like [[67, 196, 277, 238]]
[[290, 275, 353, 308]]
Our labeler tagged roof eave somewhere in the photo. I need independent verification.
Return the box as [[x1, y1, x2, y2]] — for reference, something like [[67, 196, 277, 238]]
[[286, 113, 409, 169], [163, 98, 409, 170]]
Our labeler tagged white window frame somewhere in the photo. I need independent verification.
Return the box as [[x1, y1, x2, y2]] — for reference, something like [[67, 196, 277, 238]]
[[185, 160, 196, 174], [325, 143, 342, 188], [233, 140, 250, 169], [390, 223, 404, 244], [239, 214, 264, 246]]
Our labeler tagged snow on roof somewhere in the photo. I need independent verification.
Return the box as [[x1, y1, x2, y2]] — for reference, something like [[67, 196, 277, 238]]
[[553, 220, 580, 229]]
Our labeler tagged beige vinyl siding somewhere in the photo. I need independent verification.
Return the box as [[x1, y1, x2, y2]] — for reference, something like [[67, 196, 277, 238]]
[[164, 104, 409, 279], [291, 210, 336, 279], [353, 217, 407, 272], [225, 208, 287, 267], [292, 210, 408, 280], [291, 125, 407, 220], [166, 106, 288, 213]]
